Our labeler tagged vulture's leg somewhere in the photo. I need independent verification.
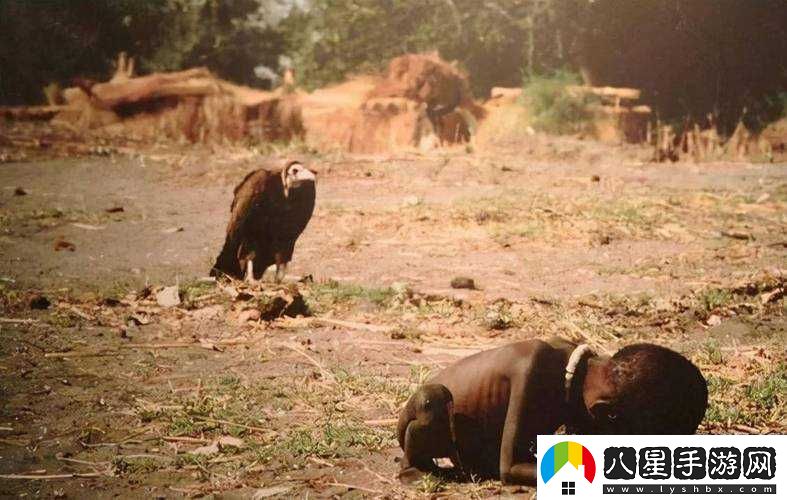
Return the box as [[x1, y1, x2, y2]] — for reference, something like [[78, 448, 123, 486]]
[[274, 262, 287, 284], [245, 260, 256, 284]]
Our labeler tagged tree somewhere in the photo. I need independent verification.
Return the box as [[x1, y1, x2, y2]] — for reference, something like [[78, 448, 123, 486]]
[[0, 0, 286, 104]]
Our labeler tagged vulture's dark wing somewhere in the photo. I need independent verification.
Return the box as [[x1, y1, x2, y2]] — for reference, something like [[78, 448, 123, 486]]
[[211, 170, 279, 278]]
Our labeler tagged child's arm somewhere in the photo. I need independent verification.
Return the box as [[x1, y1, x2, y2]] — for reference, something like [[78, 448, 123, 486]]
[[499, 347, 544, 485]]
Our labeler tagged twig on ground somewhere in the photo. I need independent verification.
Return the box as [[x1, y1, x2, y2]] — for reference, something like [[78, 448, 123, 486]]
[[732, 424, 761, 434], [116, 454, 173, 461], [0, 472, 103, 480], [45, 339, 256, 358], [325, 481, 383, 494], [0, 318, 39, 324], [79, 427, 153, 448], [64, 306, 92, 321], [348, 458, 396, 485], [193, 417, 270, 434], [277, 316, 394, 334], [363, 418, 397, 427], [319, 318, 394, 333], [284, 344, 338, 384], [56, 456, 109, 467], [309, 456, 334, 468], [162, 436, 212, 444], [44, 350, 116, 358]]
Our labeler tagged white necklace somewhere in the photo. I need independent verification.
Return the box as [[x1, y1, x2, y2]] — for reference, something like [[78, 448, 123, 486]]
[[565, 344, 593, 402]]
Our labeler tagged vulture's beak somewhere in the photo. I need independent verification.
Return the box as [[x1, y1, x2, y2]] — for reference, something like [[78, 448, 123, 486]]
[[290, 167, 316, 188]]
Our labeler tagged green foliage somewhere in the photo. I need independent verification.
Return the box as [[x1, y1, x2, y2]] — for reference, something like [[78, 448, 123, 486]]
[[179, 279, 215, 304], [0, 0, 285, 104], [276, 421, 390, 459], [701, 339, 724, 365], [745, 363, 786, 410], [141, 0, 286, 86], [112, 456, 164, 476], [522, 70, 596, 135], [2, 0, 784, 133], [282, 0, 570, 95], [307, 279, 395, 309], [417, 473, 446, 494], [700, 289, 732, 312], [705, 365, 786, 427]]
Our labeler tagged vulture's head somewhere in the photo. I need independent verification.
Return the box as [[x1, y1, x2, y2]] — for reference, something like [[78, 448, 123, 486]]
[[282, 161, 316, 198]]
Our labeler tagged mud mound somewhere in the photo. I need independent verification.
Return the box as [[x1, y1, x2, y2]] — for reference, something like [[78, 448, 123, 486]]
[[304, 53, 484, 153], [299, 77, 380, 151], [369, 53, 469, 110], [760, 117, 787, 155], [348, 98, 429, 154], [475, 89, 532, 149]]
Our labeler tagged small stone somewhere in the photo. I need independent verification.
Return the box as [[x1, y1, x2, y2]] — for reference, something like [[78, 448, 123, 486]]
[[155, 285, 181, 308], [706, 314, 722, 327], [402, 195, 421, 207], [238, 308, 261, 323], [29, 294, 51, 310], [191, 442, 219, 456], [217, 436, 245, 449], [53, 238, 76, 252], [450, 277, 476, 290], [14, 187, 27, 196]]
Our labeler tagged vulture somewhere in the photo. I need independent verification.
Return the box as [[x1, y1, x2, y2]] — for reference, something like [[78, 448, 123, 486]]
[[210, 160, 316, 282]]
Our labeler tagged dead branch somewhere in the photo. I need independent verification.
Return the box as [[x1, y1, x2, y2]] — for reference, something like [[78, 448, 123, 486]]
[[0, 472, 104, 480]]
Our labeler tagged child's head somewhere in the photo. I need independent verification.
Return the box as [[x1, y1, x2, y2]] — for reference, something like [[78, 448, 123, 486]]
[[585, 343, 708, 434]]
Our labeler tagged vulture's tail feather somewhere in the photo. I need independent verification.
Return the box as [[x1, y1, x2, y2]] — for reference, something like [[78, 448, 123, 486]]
[[211, 239, 242, 279]]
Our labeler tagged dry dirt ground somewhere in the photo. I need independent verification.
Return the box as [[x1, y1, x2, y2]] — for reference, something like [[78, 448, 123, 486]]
[[0, 138, 785, 499]]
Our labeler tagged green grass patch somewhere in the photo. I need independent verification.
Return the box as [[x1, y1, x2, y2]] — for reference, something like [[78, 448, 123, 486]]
[[700, 289, 733, 312], [522, 70, 598, 135], [705, 375, 741, 425], [307, 279, 395, 309], [701, 339, 725, 365], [112, 456, 165, 476], [179, 279, 216, 306], [705, 364, 786, 427], [0, 283, 22, 311], [745, 363, 786, 410], [253, 420, 393, 465], [334, 369, 412, 406], [417, 473, 446, 494]]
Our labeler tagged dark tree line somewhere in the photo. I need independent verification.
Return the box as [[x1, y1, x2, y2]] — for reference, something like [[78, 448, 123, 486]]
[[0, 0, 285, 104], [1, 0, 785, 134]]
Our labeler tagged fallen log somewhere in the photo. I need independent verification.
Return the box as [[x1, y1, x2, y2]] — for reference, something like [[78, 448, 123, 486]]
[[0, 105, 68, 121], [88, 68, 215, 107]]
